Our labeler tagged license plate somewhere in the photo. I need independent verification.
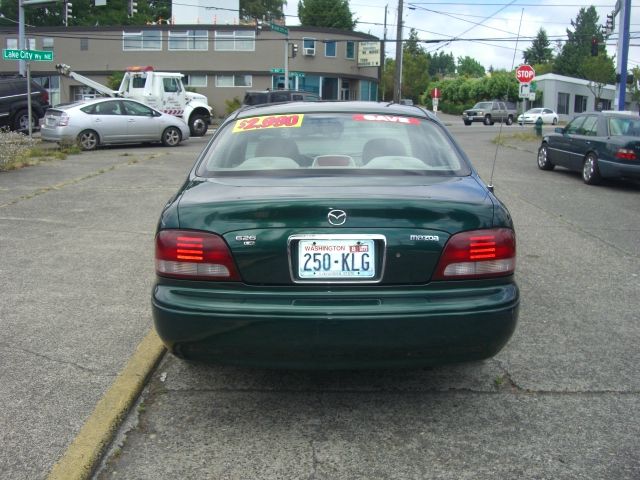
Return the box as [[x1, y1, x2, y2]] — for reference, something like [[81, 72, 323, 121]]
[[298, 239, 375, 279]]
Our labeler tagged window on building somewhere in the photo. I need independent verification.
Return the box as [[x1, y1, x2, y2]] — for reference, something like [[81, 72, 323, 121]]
[[185, 75, 207, 87], [72, 86, 101, 101], [215, 75, 252, 87], [7, 38, 36, 49], [324, 41, 336, 57], [303, 38, 316, 55], [33, 75, 60, 106], [215, 31, 255, 51], [557, 92, 570, 115], [574, 94, 588, 113], [345, 41, 355, 60], [80, 38, 89, 51], [123, 30, 162, 51], [169, 30, 208, 51], [42, 38, 54, 51]]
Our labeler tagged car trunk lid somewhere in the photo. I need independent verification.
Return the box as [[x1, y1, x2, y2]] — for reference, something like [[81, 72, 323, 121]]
[[176, 176, 495, 285]]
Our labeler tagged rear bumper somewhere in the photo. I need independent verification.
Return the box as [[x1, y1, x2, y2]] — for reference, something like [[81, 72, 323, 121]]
[[152, 281, 519, 369], [598, 159, 640, 179]]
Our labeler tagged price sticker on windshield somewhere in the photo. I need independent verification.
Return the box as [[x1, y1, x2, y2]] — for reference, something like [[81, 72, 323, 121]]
[[233, 114, 304, 133]]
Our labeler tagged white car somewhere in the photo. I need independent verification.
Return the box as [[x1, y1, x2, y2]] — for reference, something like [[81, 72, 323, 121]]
[[517, 108, 558, 125], [41, 97, 190, 150]]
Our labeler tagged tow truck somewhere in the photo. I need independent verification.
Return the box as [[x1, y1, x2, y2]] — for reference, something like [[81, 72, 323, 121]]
[[55, 64, 212, 136]]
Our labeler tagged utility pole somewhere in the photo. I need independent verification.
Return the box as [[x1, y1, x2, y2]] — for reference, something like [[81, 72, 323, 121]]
[[615, 0, 631, 110], [393, 0, 403, 103], [379, 4, 387, 100]]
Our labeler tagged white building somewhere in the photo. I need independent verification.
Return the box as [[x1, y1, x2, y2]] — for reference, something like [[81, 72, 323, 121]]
[[533, 73, 637, 120]]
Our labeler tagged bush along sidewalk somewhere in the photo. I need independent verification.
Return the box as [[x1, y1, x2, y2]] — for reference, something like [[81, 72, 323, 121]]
[[0, 129, 79, 171]]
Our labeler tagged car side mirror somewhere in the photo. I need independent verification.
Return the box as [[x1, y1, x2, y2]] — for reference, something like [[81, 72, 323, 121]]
[[554, 127, 564, 134]]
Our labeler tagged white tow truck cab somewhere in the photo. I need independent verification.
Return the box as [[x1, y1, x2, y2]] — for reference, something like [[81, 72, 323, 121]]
[[56, 64, 212, 136]]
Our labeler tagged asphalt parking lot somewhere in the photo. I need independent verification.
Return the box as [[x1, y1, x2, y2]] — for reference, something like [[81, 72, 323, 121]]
[[1, 115, 639, 479]]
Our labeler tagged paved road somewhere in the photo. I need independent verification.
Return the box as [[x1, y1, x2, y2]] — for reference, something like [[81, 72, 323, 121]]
[[1, 116, 638, 479], [0, 137, 211, 480]]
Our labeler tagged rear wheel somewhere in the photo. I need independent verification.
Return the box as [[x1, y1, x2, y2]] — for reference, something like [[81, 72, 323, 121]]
[[552, 117, 558, 125], [582, 153, 602, 185], [537, 144, 555, 170], [505, 115, 513, 125], [162, 126, 182, 147], [189, 114, 208, 137], [77, 130, 99, 151], [13, 109, 32, 131]]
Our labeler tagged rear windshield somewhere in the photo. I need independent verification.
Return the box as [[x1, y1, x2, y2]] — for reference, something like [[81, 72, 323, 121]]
[[196, 112, 470, 177]]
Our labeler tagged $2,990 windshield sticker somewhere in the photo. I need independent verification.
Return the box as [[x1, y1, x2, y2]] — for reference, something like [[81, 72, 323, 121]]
[[233, 114, 304, 133]]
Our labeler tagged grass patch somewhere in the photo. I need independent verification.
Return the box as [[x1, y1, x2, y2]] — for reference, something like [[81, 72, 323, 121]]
[[492, 131, 542, 145], [0, 130, 80, 171]]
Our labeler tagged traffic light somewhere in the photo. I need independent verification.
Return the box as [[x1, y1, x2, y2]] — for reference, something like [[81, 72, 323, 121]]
[[291, 43, 298, 58], [591, 36, 598, 56], [65, 0, 72, 25], [605, 13, 615, 35], [129, 0, 137, 15]]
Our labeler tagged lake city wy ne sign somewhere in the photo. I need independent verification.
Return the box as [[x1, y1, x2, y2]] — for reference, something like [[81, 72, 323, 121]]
[[3, 49, 54, 61]]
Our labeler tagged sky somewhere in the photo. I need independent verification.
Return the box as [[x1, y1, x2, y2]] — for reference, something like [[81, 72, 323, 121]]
[[282, 1, 639, 73]]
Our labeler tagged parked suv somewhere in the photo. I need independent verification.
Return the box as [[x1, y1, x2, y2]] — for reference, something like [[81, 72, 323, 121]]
[[0, 76, 50, 131], [243, 89, 320, 106], [462, 100, 516, 126]]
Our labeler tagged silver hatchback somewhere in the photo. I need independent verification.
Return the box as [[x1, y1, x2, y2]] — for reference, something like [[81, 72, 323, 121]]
[[41, 97, 190, 150]]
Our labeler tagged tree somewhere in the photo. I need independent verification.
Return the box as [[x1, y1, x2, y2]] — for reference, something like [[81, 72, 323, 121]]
[[554, 6, 605, 78], [581, 55, 616, 104], [240, 0, 285, 21], [0, 0, 152, 27], [523, 28, 553, 65], [457, 56, 485, 78], [400, 29, 429, 103], [428, 51, 455, 78], [297, 0, 356, 30]]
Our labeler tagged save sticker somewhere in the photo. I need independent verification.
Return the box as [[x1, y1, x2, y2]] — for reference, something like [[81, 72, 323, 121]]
[[352, 114, 420, 125], [233, 114, 304, 133]]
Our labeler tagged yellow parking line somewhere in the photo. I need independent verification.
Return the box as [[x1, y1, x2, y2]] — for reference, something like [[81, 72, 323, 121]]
[[48, 329, 165, 480]]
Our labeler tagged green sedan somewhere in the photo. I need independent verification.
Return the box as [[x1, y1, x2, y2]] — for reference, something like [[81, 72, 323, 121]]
[[537, 110, 640, 184], [152, 101, 519, 368]]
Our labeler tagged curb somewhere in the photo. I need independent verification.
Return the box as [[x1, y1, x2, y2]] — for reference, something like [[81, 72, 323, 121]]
[[47, 329, 165, 480]]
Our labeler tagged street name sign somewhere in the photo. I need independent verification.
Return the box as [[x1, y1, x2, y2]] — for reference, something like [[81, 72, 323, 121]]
[[270, 23, 289, 35], [3, 49, 54, 61]]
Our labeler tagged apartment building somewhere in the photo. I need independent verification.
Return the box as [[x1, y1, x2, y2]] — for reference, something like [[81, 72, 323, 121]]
[[0, 24, 381, 117]]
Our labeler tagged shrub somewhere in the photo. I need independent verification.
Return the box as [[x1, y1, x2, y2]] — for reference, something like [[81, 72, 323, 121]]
[[0, 129, 37, 171]]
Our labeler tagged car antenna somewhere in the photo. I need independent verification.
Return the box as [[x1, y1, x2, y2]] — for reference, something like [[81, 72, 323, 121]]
[[488, 7, 524, 193]]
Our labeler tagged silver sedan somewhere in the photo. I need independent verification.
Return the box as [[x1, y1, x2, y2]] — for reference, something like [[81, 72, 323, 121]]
[[40, 98, 190, 150]]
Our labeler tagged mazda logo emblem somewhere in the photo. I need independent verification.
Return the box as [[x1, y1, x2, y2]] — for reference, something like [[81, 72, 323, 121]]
[[327, 209, 347, 226]]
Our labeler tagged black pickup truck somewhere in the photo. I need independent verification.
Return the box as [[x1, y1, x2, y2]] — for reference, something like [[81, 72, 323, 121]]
[[0, 76, 51, 131]]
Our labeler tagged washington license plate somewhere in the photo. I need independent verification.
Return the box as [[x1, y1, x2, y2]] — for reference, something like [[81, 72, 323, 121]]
[[298, 239, 375, 279]]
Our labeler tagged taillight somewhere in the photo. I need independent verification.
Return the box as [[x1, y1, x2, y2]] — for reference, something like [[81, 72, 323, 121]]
[[615, 148, 637, 160], [433, 228, 516, 280], [155, 230, 241, 281], [58, 113, 70, 126]]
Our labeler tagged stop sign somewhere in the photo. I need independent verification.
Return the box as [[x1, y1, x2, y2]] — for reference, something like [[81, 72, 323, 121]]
[[515, 64, 535, 83]]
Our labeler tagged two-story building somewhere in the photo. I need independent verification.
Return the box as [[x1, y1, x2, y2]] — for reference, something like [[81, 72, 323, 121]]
[[0, 24, 381, 117]]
